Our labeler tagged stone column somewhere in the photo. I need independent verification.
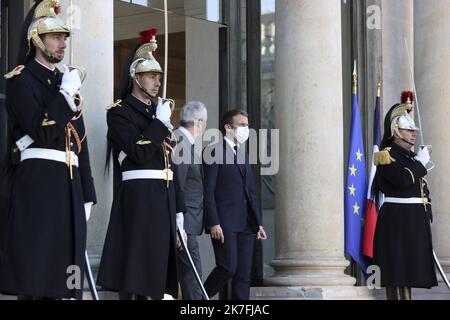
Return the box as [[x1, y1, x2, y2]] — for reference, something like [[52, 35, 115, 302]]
[[185, 17, 219, 280], [381, 0, 414, 111], [60, 0, 114, 268], [264, 0, 356, 293], [414, 0, 450, 283]]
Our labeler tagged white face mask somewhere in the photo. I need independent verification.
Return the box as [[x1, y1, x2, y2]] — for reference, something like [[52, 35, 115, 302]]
[[235, 126, 250, 144]]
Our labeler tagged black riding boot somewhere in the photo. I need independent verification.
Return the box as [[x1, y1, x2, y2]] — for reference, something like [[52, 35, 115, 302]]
[[401, 287, 411, 300], [386, 286, 402, 300]]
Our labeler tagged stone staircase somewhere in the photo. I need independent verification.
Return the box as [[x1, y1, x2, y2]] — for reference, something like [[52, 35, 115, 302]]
[[250, 281, 450, 300]]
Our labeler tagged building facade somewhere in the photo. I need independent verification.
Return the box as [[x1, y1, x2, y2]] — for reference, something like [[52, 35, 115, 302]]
[[1, 0, 449, 300]]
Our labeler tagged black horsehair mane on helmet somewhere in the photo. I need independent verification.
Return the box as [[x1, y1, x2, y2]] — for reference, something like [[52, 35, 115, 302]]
[[16, 2, 41, 65], [372, 90, 415, 203], [106, 29, 159, 174]]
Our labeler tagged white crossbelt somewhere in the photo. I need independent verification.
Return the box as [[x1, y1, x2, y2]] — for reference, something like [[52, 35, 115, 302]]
[[122, 169, 173, 181], [21, 148, 79, 167], [384, 197, 429, 204]]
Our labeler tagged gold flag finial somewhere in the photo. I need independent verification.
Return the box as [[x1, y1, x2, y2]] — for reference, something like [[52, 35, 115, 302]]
[[377, 79, 382, 97], [352, 60, 357, 94]]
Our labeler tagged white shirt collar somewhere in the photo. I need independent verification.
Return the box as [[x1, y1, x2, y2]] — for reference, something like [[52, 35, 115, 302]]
[[179, 126, 195, 145], [34, 59, 56, 72], [224, 136, 238, 152]]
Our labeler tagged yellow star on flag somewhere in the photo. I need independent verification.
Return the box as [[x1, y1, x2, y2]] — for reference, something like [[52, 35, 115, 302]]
[[348, 184, 356, 196], [356, 149, 363, 162], [353, 202, 360, 215], [349, 165, 357, 176]]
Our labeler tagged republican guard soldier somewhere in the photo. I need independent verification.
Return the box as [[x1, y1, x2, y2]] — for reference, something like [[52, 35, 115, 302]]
[[0, 0, 96, 300], [373, 91, 437, 300], [97, 29, 185, 300]]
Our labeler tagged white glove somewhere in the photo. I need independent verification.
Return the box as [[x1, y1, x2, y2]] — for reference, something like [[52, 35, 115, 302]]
[[60, 90, 76, 112], [415, 146, 430, 167], [176, 212, 187, 250], [84, 202, 93, 222], [176, 212, 185, 232], [156, 97, 173, 130], [60, 65, 82, 97]]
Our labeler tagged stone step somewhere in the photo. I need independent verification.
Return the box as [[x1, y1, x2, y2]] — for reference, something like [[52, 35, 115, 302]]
[[250, 281, 450, 300]]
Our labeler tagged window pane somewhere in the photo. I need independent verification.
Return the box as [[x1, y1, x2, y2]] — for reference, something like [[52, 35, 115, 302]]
[[120, 0, 149, 7], [118, 0, 223, 24]]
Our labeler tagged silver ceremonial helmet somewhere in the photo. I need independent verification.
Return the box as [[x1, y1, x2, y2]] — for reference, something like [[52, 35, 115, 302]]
[[390, 93, 432, 155], [130, 30, 175, 111], [27, 0, 69, 60], [28, 1, 87, 85]]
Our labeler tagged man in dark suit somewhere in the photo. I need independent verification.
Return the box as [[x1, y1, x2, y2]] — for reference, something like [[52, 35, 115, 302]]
[[203, 110, 267, 300], [173, 101, 208, 300]]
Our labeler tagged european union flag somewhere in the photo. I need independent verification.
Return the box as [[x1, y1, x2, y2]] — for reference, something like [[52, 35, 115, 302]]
[[345, 83, 369, 273]]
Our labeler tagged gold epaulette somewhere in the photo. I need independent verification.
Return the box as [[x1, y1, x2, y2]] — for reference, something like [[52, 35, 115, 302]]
[[136, 139, 152, 145], [4, 65, 25, 79], [374, 147, 396, 166], [106, 99, 122, 111]]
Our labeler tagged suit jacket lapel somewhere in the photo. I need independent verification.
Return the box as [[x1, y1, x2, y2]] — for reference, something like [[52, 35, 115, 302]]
[[223, 139, 245, 177]]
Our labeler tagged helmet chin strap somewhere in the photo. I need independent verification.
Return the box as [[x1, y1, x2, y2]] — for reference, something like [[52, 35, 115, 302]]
[[135, 78, 156, 101], [400, 137, 415, 147], [32, 35, 60, 63], [394, 130, 415, 147]]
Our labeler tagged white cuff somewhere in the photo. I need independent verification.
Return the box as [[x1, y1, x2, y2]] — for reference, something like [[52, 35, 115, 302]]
[[84, 202, 94, 222], [60, 89, 78, 112], [176, 212, 184, 231]]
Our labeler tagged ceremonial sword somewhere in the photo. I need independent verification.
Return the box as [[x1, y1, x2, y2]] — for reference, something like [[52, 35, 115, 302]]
[[85, 250, 99, 300], [177, 222, 210, 300]]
